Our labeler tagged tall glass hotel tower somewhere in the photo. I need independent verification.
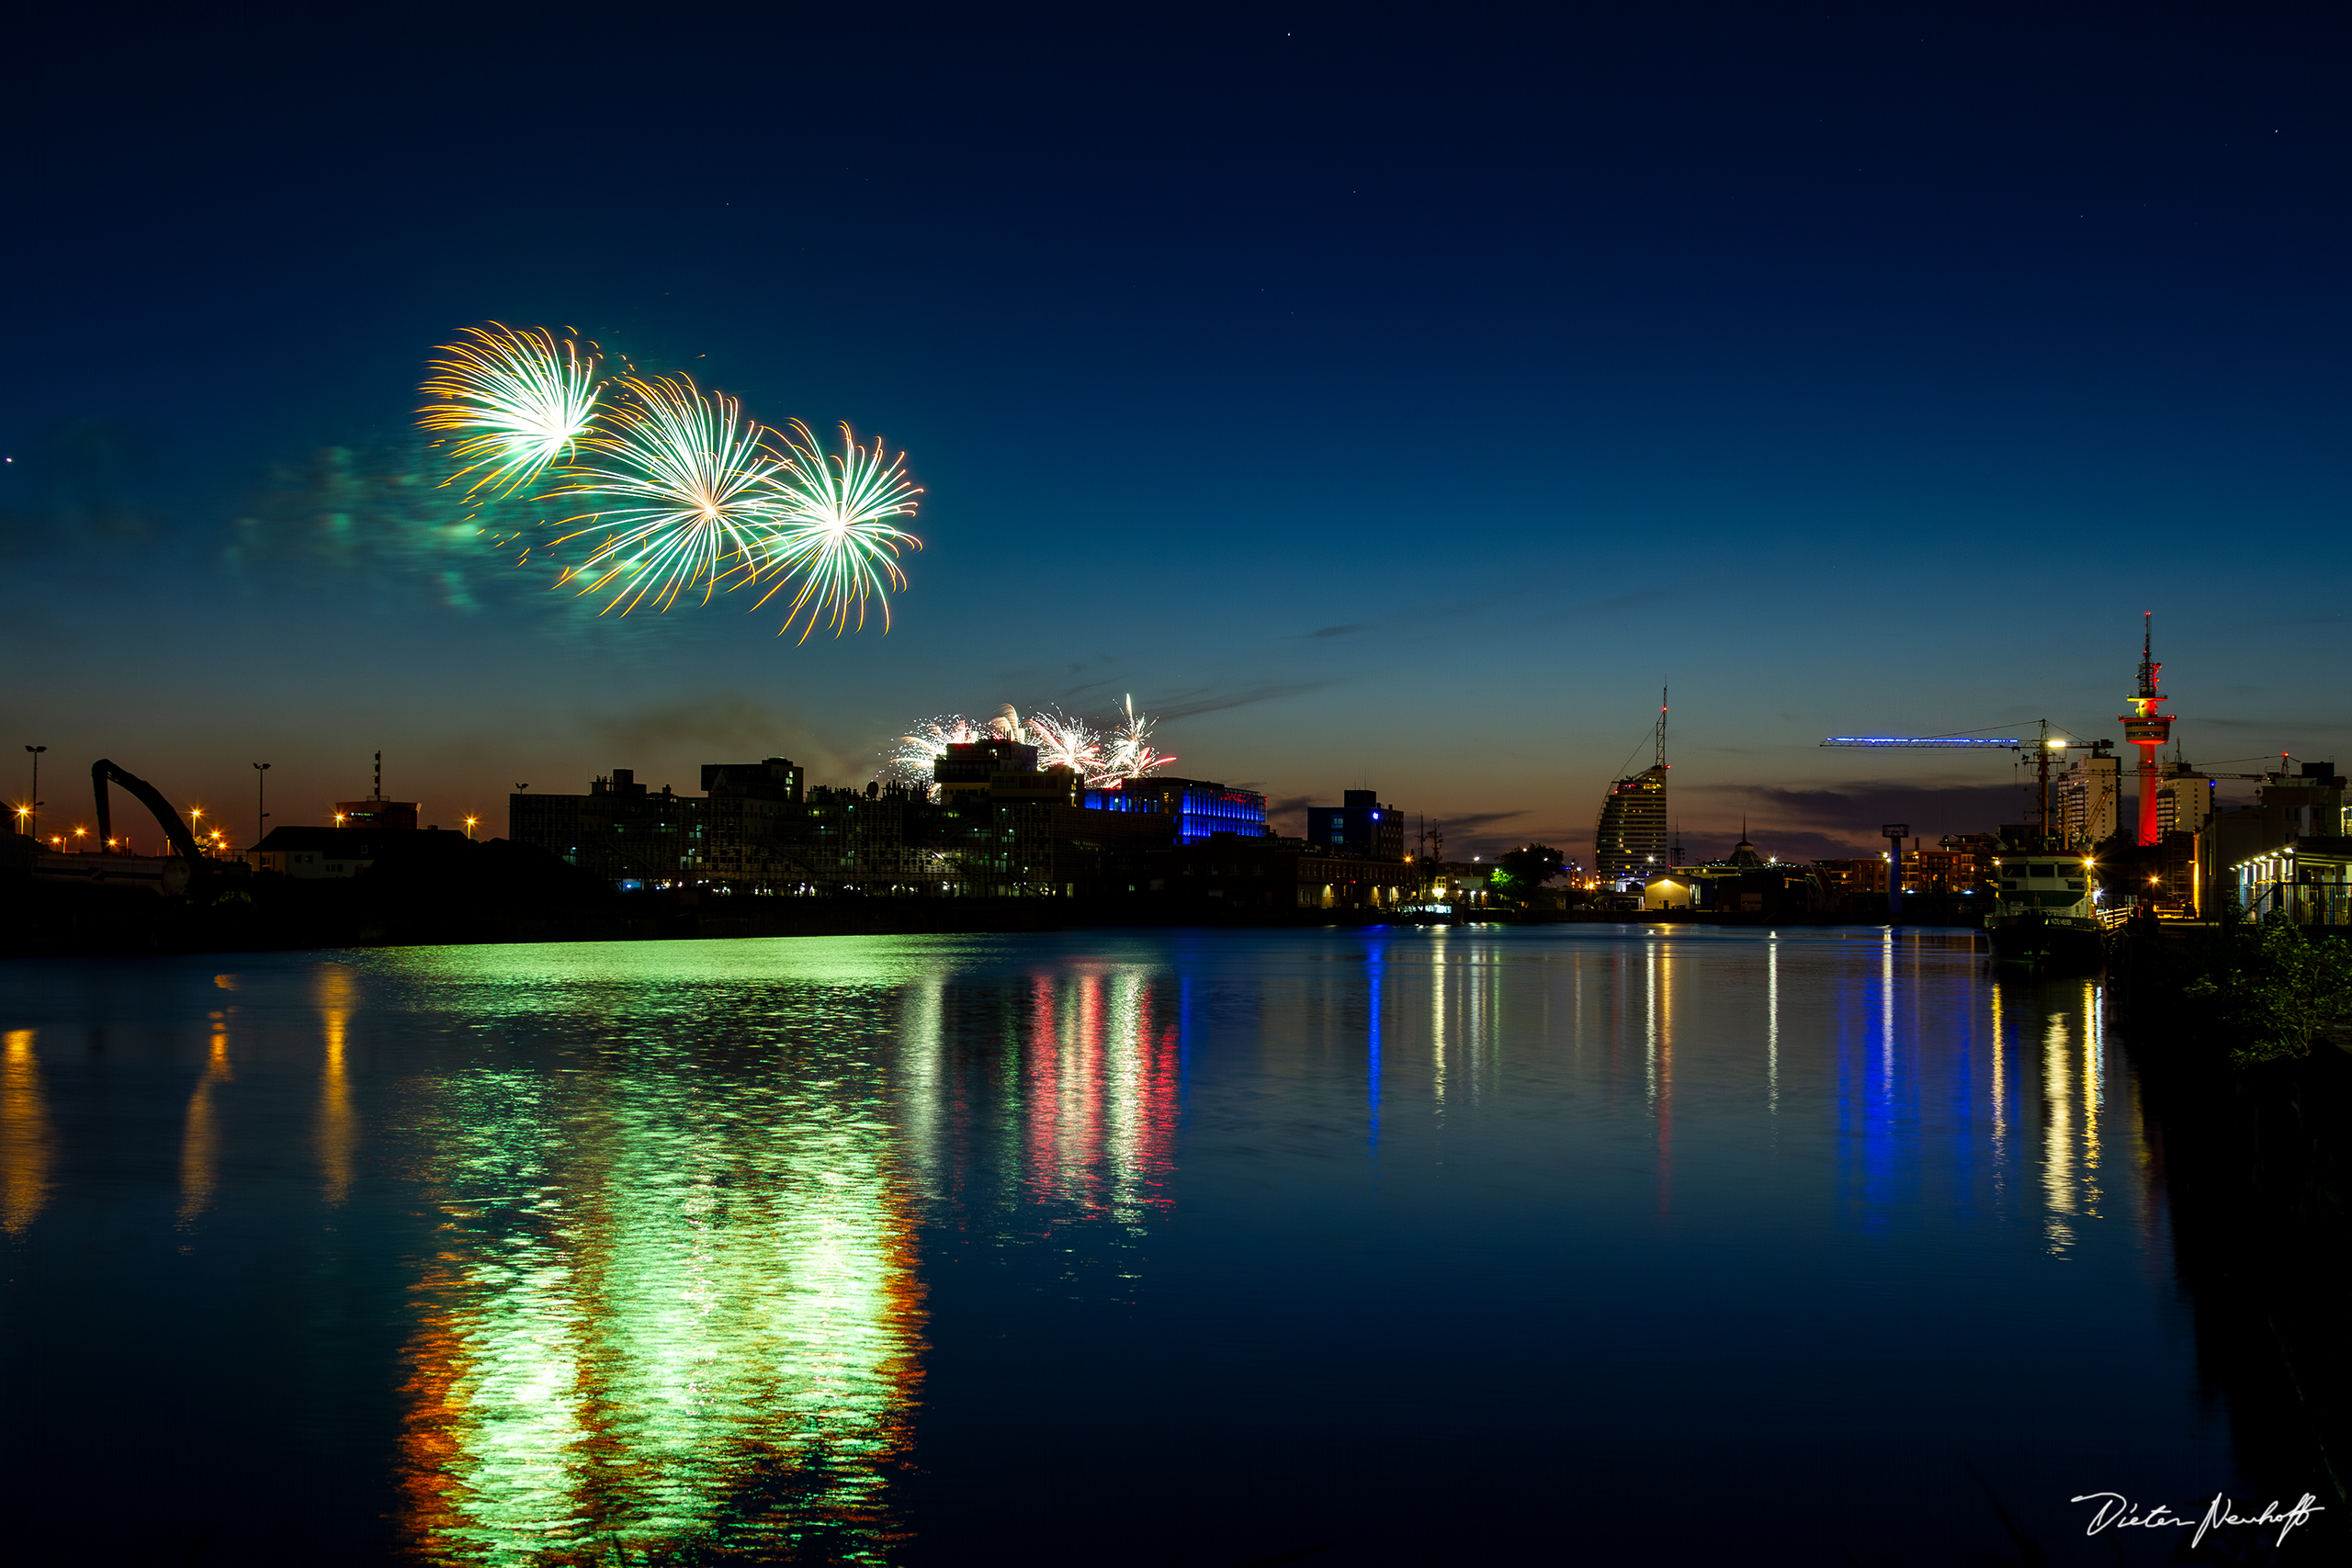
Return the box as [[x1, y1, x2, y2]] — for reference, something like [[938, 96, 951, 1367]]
[[1594, 765, 1668, 887]]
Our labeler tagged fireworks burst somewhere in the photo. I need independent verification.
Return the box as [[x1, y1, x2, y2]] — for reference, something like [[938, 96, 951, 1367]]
[[1096, 694, 1177, 785], [882, 696, 1177, 792], [883, 716, 986, 788], [415, 322, 925, 638], [752, 421, 923, 642], [1025, 709, 1105, 776], [548, 376, 786, 615], [418, 324, 601, 497]]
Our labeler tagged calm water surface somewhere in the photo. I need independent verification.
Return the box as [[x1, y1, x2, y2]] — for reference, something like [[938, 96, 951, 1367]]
[[0, 928, 2248, 1564]]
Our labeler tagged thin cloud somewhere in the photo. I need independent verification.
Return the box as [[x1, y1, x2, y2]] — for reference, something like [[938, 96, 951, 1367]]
[[1306, 624, 1363, 638], [1679, 779, 2036, 855], [1150, 680, 1335, 720]]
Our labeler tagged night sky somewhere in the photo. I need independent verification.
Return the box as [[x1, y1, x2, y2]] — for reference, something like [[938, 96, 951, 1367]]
[[6, 4, 2346, 862]]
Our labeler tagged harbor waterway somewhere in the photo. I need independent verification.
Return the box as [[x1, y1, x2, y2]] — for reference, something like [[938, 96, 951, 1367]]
[[0, 927, 2271, 1564]]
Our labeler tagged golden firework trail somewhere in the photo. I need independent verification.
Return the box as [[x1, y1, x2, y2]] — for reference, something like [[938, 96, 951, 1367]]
[[418, 324, 601, 497], [548, 376, 787, 616], [752, 421, 923, 642]]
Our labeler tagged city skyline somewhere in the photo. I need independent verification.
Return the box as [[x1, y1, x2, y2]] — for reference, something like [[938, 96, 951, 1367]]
[[5, 7, 2345, 863]]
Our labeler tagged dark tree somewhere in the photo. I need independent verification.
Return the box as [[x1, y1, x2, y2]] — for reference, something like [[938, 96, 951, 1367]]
[[1498, 844, 1566, 885]]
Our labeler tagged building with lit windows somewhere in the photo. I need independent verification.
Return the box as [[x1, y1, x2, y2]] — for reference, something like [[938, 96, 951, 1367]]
[[1306, 790, 1404, 860], [2233, 837, 2352, 926], [1595, 765, 1667, 886], [2155, 761, 2216, 839], [2053, 748, 2121, 847], [509, 768, 704, 889], [932, 738, 1038, 800]]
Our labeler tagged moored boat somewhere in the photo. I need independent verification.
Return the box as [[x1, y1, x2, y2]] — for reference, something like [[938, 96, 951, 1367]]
[[1986, 849, 2105, 968]]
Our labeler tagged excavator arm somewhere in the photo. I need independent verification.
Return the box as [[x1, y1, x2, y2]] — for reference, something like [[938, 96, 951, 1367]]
[[91, 760, 205, 861]]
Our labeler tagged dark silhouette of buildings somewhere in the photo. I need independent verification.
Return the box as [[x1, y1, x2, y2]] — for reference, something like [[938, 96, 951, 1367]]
[[1306, 789, 1403, 860], [503, 752, 1408, 911]]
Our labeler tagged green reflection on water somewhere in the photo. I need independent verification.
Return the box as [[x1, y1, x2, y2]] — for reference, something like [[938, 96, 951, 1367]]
[[389, 940, 929, 1566]]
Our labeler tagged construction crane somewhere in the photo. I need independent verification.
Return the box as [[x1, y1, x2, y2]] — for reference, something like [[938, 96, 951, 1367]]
[[1823, 720, 2113, 853]]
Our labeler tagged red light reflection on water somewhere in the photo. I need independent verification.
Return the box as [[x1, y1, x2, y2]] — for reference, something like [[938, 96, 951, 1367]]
[[1020, 969, 1178, 1224]]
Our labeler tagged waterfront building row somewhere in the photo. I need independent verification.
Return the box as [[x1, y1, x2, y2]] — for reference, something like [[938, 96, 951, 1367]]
[[501, 750, 1416, 908]]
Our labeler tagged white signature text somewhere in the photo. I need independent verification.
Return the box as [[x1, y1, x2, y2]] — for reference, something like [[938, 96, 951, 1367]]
[[2071, 1490, 2325, 1548]]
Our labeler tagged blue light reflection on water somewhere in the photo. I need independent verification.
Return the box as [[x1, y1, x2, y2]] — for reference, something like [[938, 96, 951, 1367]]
[[0, 926, 2238, 1565]]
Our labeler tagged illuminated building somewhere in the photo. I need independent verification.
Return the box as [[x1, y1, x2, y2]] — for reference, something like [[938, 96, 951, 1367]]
[[1594, 765, 1667, 886], [2233, 836, 2352, 925], [2202, 762, 2349, 921], [2052, 747, 2121, 847], [2154, 760, 2215, 840], [1306, 789, 1404, 859], [1114, 776, 1268, 843]]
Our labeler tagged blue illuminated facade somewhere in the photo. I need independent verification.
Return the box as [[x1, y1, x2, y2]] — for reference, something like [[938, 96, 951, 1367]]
[[1082, 790, 1158, 813], [1115, 777, 1269, 844]]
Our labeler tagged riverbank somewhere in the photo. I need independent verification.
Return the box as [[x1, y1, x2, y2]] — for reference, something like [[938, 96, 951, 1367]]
[[2111, 920, 2352, 1515], [0, 882, 1453, 957]]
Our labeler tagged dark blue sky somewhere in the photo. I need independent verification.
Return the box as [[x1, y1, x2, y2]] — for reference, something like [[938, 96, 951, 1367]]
[[5, 3, 2346, 858]]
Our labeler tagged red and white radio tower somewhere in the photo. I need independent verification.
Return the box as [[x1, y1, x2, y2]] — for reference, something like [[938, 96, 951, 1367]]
[[2120, 614, 2174, 847]]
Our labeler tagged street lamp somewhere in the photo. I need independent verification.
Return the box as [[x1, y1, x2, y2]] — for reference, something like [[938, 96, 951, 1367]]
[[463, 816, 479, 840], [254, 762, 271, 852], [23, 745, 44, 842]]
